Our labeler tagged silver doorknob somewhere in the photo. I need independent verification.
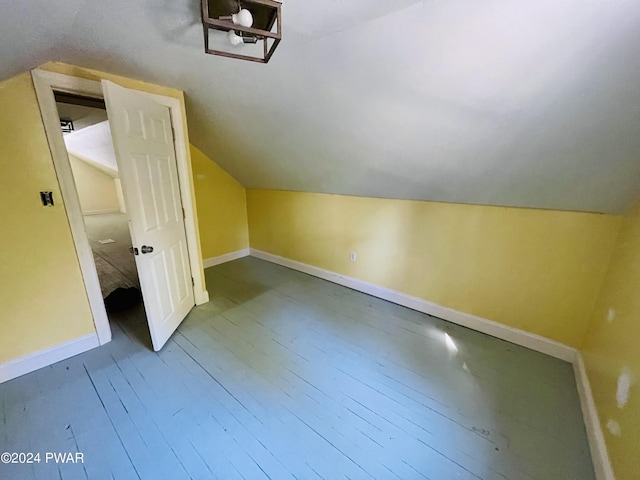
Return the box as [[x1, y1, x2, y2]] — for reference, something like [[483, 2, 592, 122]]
[[141, 245, 154, 254]]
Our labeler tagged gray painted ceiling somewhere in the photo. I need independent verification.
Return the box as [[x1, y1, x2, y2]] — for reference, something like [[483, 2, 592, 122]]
[[2, 0, 640, 214], [57, 103, 107, 132]]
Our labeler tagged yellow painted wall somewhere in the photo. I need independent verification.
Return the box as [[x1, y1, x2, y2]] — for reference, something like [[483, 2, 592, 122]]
[[247, 189, 622, 347], [69, 154, 120, 214], [581, 199, 640, 480], [114, 178, 126, 213], [190, 145, 249, 258], [0, 73, 95, 363]]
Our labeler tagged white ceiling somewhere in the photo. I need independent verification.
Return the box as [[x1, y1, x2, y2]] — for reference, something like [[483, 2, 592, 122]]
[[2, 0, 640, 213], [57, 102, 108, 133], [64, 121, 119, 178], [56, 102, 117, 176]]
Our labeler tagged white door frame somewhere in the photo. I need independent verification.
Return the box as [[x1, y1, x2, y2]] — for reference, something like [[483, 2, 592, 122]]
[[31, 69, 209, 346]]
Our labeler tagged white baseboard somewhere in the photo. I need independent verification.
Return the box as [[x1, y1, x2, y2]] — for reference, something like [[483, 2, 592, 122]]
[[203, 248, 250, 269], [574, 353, 615, 480], [82, 208, 120, 216], [0, 333, 100, 384], [249, 249, 577, 363], [195, 288, 209, 305]]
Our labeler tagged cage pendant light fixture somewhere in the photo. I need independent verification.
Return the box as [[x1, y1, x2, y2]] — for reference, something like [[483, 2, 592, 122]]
[[201, 0, 282, 63]]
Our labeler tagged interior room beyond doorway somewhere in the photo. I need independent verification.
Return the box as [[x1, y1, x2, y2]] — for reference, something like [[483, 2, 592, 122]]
[[55, 94, 149, 345]]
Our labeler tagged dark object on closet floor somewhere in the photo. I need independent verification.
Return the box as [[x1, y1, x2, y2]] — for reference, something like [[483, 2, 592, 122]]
[[105, 287, 141, 313]]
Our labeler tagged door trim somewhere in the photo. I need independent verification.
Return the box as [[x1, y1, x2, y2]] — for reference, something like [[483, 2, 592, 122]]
[[31, 69, 209, 346]]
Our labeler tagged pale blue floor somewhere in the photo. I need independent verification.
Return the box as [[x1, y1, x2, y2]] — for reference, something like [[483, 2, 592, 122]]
[[0, 257, 594, 479]]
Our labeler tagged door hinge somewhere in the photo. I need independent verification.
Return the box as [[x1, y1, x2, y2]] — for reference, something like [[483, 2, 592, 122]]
[[191, 277, 195, 286], [182, 207, 186, 219]]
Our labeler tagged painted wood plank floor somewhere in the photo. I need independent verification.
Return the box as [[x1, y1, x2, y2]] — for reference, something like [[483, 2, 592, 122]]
[[0, 257, 594, 480], [84, 213, 140, 296]]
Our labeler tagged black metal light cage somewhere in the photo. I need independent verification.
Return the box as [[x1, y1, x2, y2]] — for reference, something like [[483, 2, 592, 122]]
[[60, 119, 74, 133], [201, 0, 282, 63]]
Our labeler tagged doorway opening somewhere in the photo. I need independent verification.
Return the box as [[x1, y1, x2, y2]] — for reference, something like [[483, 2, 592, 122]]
[[55, 93, 152, 348], [32, 69, 208, 357]]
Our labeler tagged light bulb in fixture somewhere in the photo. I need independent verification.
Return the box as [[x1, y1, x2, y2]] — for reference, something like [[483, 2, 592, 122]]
[[232, 8, 253, 27], [227, 30, 243, 46], [227, 30, 258, 46]]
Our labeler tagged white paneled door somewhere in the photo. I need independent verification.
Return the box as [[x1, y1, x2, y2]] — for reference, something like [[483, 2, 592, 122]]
[[102, 80, 194, 351]]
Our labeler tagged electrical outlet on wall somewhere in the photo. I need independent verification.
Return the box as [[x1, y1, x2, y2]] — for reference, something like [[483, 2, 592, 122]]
[[350, 252, 357, 262]]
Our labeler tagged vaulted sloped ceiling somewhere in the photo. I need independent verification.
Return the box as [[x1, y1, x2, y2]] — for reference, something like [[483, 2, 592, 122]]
[[1, 0, 640, 214]]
